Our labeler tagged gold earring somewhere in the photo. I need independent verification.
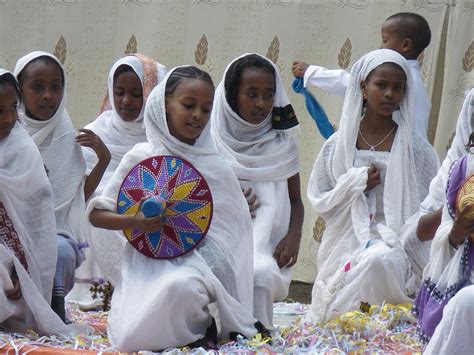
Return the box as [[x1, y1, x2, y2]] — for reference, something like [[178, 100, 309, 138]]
[[363, 92, 367, 100]]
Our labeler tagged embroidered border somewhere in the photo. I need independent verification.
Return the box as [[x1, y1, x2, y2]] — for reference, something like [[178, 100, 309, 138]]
[[0, 202, 29, 272]]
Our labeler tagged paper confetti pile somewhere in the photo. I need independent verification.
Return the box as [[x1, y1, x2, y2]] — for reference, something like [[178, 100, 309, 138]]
[[0, 301, 422, 354]]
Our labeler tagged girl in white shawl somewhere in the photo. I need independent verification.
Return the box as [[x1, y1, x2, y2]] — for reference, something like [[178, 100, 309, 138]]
[[402, 89, 474, 292], [88, 66, 259, 351], [0, 69, 68, 334], [69, 54, 166, 305], [414, 88, 474, 354], [306, 49, 439, 322], [211, 53, 304, 330], [14, 51, 111, 321]]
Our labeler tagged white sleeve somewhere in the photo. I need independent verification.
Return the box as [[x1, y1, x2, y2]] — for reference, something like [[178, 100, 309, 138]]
[[303, 65, 350, 96]]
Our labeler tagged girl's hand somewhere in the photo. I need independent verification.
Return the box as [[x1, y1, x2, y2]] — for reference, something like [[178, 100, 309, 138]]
[[76, 129, 111, 163], [450, 204, 474, 247], [132, 211, 164, 233], [5, 268, 21, 300], [365, 165, 381, 192], [273, 232, 301, 268], [243, 187, 260, 218], [292, 60, 309, 78]]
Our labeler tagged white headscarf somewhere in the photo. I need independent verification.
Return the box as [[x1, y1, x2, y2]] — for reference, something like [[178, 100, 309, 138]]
[[83, 54, 166, 193], [14, 51, 87, 246], [331, 48, 419, 232], [211, 53, 299, 181]]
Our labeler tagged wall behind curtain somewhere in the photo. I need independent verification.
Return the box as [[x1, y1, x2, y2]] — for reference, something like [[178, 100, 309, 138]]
[[0, 0, 472, 283]]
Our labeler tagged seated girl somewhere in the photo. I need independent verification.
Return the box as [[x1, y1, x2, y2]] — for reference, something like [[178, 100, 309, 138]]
[[414, 88, 474, 354], [14, 51, 110, 320], [69, 54, 166, 305], [211, 53, 304, 329], [402, 89, 473, 292], [306, 49, 439, 322], [88, 66, 259, 351], [0, 69, 67, 334]]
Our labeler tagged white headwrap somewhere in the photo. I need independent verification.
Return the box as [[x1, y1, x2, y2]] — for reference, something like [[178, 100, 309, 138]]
[[83, 54, 166, 194], [211, 53, 299, 181], [0, 70, 66, 332], [14, 51, 87, 247]]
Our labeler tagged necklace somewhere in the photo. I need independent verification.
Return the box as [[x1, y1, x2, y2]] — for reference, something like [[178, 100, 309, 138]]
[[358, 126, 397, 152]]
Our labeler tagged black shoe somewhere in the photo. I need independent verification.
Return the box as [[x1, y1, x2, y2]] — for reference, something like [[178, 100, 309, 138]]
[[254, 320, 272, 339], [229, 321, 272, 343], [187, 318, 218, 349], [51, 295, 66, 322]]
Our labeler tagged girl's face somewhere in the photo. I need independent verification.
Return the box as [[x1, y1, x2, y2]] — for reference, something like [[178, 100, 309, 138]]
[[20, 60, 64, 121], [166, 78, 214, 145], [113, 70, 143, 122], [0, 84, 18, 140], [236, 68, 275, 124], [361, 63, 406, 118]]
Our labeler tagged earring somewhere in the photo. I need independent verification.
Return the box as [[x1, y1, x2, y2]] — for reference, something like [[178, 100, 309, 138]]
[[363, 92, 367, 100]]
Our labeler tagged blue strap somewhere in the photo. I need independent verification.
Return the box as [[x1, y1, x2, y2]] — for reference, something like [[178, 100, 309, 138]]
[[292, 77, 335, 139]]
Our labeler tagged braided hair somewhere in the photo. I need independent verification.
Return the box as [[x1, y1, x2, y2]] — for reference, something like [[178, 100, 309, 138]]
[[165, 66, 214, 97]]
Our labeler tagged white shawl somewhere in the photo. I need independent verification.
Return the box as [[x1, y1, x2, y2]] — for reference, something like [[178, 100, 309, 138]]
[[14, 51, 88, 247], [425, 90, 474, 291], [401, 89, 471, 291], [0, 89, 67, 334], [307, 49, 439, 306], [211, 53, 299, 181], [83, 54, 167, 195], [88, 67, 257, 339]]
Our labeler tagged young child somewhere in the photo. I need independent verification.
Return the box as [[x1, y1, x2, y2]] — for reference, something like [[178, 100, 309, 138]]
[[210, 53, 304, 329], [70, 54, 167, 304], [0, 69, 67, 334], [402, 88, 474, 292], [88, 66, 260, 351], [306, 49, 439, 322], [14, 51, 111, 321], [413, 89, 474, 354], [292, 12, 432, 138]]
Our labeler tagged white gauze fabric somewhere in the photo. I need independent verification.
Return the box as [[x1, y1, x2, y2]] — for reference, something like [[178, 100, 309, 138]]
[[87, 67, 257, 350], [73, 55, 166, 293], [424, 97, 474, 295], [211, 53, 299, 182], [306, 49, 439, 321], [14, 51, 88, 248], [402, 89, 472, 291], [0, 88, 67, 334], [211, 53, 298, 328]]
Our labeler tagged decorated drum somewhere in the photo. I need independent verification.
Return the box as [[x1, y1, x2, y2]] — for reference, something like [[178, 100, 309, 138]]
[[117, 155, 213, 259], [457, 175, 474, 219]]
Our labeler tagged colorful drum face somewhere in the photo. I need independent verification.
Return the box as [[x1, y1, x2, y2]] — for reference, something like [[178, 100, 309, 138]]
[[117, 156, 213, 259]]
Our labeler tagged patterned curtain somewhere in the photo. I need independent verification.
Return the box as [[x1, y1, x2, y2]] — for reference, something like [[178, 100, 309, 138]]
[[0, 0, 472, 283]]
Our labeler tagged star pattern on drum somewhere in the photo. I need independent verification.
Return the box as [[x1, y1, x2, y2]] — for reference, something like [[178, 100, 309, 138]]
[[117, 156, 213, 259]]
